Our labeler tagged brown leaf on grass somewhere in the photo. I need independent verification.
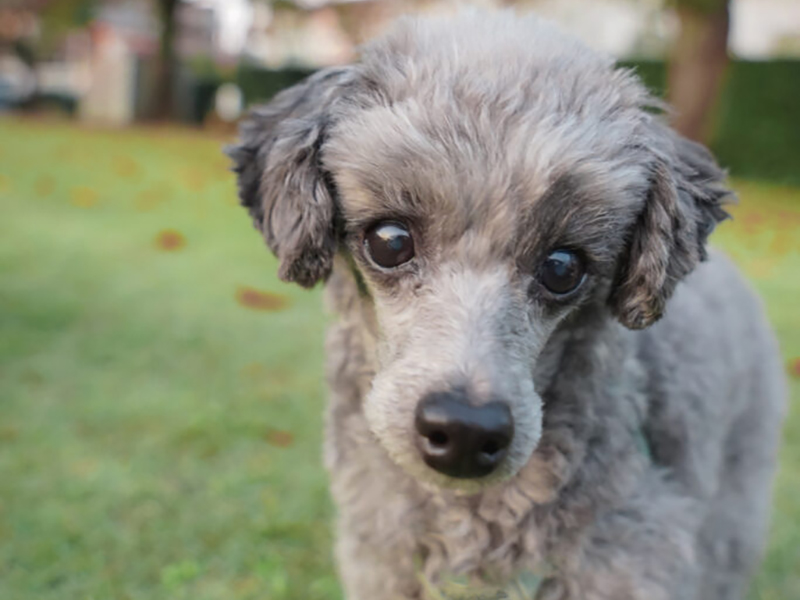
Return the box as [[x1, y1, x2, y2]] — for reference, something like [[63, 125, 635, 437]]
[[70, 186, 99, 208], [35, 176, 55, 197], [740, 211, 765, 235], [768, 231, 797, 257], [235, 287, 289, 312], [265, 429, 294, 448], [777, 210, 800, 225], [180, 167, 209, 192], [744, 257, 778, 280], [22, 369, 44, 386], [788, 358, 800, 379], [0, 426, 19, 442], [233, 576, 260, 594], [241, 362, 266, 379], [241, 363, 292, 388], [113, 156, 142, 179], [134, 186, 169, 212], [69, 458, 99, 478], [154, 229, 186, 251]]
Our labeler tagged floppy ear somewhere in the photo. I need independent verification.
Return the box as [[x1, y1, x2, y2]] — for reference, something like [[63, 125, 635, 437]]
[[226, 67, 357, 288], [610, 125, 733, 329]]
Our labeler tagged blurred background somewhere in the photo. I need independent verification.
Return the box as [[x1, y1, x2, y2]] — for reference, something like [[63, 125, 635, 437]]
[[0, 1, 798, 599]]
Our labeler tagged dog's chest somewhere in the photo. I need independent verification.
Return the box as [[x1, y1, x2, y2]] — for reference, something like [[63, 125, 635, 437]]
[[415, 492, 550, 599], [422, 571, 546, 600]]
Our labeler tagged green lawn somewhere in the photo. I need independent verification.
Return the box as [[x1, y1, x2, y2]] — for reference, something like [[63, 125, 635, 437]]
[[1, 118, 798, 600]]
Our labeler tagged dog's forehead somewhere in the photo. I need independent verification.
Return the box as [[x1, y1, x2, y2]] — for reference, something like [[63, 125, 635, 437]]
[[326, 98, 650, 263], [323, 11, 654, 260]]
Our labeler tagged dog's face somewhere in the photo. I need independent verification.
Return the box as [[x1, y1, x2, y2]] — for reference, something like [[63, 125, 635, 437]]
[[229, 13, 730, 493]]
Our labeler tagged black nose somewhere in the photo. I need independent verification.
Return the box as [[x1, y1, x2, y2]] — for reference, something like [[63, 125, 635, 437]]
[[415, 391, 514, 479]]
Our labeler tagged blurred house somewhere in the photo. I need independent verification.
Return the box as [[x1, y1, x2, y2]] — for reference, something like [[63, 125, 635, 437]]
[[232, 0, 673, 67], [1, 0, 797, 126], [79, 1, 158, 124], [233, 0, 800, 69], [82, 0, 221, 124], [177, 1, 216, 58], [0, 5, 39, 109], [733, 0, 800, 58], [243, 2, 355, 67]]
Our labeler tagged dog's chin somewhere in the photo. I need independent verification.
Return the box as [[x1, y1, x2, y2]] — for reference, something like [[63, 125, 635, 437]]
[[412, 461, 524, 496]]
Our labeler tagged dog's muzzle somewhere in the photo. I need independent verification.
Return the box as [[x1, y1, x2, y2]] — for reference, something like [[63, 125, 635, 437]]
[[414, 390, 514, 479]]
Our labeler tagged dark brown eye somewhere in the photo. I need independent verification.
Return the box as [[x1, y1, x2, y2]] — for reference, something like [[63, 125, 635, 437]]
[[364, 221, 415, 268], [540, 249, 585, 295]]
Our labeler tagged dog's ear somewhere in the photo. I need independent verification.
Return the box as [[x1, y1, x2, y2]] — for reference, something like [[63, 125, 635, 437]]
[[610, 125, 733, 329], [226, 67, 357, 288]]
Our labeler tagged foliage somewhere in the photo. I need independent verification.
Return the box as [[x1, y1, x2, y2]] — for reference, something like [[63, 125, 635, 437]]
[[712, 61, 800, 187], [235, 64, 312, 107], [624, 59, 800, 186], [0, 119, 798, 600], [667, 0, 728, 15], [185, 58, 800, 185], [37, 0, 97, 57]]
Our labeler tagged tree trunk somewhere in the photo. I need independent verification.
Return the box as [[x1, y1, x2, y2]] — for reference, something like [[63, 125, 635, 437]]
[[154, 0, 179, 121], [667, 1, 730, 143]]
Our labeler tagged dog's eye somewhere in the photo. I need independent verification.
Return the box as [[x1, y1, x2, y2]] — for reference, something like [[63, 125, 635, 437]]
[[540, 249, 585, 295], [364, 221, 415, 268]]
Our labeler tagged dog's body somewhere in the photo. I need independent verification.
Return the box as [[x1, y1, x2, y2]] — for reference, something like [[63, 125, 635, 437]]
[[323, 249, 784, 600], [229, 12, 785, 600]]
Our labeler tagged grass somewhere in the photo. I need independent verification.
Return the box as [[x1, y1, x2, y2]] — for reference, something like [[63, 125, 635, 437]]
[[0, 118, 798, 600]]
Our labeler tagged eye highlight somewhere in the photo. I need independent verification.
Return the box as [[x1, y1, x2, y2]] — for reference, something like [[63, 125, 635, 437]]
[[539, 249, 586, 295], [364, 221, 415, 269]]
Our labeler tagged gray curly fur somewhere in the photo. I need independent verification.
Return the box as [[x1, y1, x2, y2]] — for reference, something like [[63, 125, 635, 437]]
[[227, 11, 786, 600]]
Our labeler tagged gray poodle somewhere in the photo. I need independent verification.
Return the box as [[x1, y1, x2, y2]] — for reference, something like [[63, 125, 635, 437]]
[[227, 11, 786, 600]]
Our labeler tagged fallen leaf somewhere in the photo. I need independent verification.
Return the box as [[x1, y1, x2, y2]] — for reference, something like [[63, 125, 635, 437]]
[[744, 257, 778, 280], [788, 358, 800, 379], [235, 287, 289, 312], [69, 459, 99, 478], [181, 167, 209, 192], [740, 211, 765, 235], [154, 229, 186, 251], [241, 362, 265, 379], [768, 231, 796, 257], [0, 426, 19, 442], [70, 186, 99, 208], [134, 184, 171, 211], [265, 429, 294, 448], [35, 176, 55, 197], [113, 156, 141, 178]]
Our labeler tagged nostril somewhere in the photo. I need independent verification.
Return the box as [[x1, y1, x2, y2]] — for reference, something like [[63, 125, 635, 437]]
[[428, 430, 449, 448], [481, 439, 500, 457], [479, 432, 511, 460]]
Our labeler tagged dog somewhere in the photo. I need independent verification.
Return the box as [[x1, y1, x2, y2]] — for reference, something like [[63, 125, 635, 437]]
[[227, 11, 786, 600]]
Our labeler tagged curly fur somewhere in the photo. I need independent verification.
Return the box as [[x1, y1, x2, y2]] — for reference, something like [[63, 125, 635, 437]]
[[227, 10, 785, 600]]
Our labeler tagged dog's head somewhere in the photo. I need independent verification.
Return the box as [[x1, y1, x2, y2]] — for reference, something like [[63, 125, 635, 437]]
[[228, 13, 731, 493]]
